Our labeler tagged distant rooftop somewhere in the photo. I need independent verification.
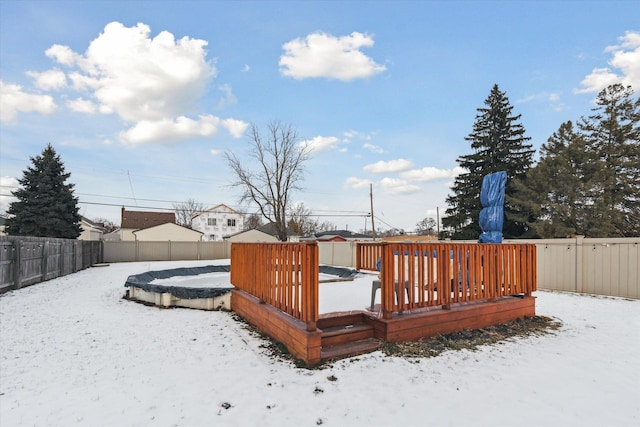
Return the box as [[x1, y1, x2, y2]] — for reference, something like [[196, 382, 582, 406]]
[[121, 208, 175, 230]]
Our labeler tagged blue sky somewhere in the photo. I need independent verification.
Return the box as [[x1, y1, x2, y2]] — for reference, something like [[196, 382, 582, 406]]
[[1, 1, 638, 233]]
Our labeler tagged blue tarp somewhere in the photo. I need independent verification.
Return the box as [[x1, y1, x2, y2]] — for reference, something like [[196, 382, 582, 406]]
[[478, 171, 506, 243]]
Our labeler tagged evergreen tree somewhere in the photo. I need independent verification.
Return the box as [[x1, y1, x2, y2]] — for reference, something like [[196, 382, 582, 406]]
[[443, 84, 535, 239], [6, 144, 82, 238], [514, 84, 639, 238], [513, 121, 595, 237], [578, 84, 639, 237]]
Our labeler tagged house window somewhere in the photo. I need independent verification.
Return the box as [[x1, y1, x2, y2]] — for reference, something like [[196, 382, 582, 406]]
[[208, 218, 217, 226], [227, 219, 236, 227], [208, 234, 215, 241]]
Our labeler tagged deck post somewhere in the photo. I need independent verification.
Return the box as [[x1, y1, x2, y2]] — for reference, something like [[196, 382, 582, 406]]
[[381, 243, 394, 320]]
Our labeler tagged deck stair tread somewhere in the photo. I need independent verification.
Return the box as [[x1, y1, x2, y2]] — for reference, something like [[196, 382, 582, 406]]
[[321, 338, 381, 361], [320, 322, 375, 347]]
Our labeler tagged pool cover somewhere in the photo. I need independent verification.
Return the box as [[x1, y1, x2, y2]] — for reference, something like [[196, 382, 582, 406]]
[[124, 265, 359, 300]]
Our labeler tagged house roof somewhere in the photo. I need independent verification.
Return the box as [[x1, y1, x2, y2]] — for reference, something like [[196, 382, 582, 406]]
[[193, 203, 241, 220], [314, 230, 372, 240], [132, 222, 203, 235], [121, 208, 175, 230], [225, 222, 298, 240], [80, 216, 106, 232], [382, 234, 438, 242], [257, 222, 298, 238]]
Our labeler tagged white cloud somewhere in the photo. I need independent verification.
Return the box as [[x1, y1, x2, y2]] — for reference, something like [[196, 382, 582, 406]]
[[26, 69, 67, 90], [0, 80, 57, 122], [0, 176, 19, 214], [120, 115, 224, 145], [517, 92, 561, 104], [363, 159, 413, 174], [66, 97, 97, 114], [279, 32, 386, 81], [45, 44, 83, 66], [576, 31, 640, 94], [221, 118, 249, 138], [344, 176, 372, 190], [343, 129, 373, 142], [210, 149, 222, 156], [39, 21, 248, 144], [363, 143, 384, 154], [77, 22, 214, 122], [379, 177, 420, 195], [400, 166, 466, 182], [301, 135, 343, 153], [216, 84, 237, 109], [242, 64, 250, 72]]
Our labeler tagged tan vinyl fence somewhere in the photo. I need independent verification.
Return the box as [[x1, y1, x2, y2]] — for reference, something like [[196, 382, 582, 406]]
[[103, 240, 229, 262], [532, 236, 639, 298], [97, 237, 639, 299], [347, 237, 638, 299]]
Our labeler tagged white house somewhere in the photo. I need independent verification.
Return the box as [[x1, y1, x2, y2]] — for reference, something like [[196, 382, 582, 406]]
[[191, 204, 244, 241]]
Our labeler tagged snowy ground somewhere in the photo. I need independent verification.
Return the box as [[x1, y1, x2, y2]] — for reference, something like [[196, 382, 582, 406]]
[[1, 260, 638, 427]]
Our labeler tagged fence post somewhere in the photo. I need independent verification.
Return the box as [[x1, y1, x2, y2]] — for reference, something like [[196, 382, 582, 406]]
[[13, 240, 22, 289], [41, 240, 49, 281], [575, 235, 584, 293]]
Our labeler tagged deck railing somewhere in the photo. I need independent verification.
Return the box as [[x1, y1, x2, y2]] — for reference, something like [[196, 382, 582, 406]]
[[230, 242, 319, 331], [358, 242, 537, 319]]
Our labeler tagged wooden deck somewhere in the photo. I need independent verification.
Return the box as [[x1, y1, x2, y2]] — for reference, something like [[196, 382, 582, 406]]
[[232, 288, 535, 366], [230, 242, 537, 366]]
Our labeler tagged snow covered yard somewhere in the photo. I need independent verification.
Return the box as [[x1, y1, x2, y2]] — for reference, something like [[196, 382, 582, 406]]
[[1, 260, 638, 427]]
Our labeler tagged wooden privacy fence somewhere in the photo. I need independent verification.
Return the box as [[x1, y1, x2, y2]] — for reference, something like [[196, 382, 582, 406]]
[[0, 236, 102, 293], [230, 242, 319, 331], [358, 242, 537, 319]]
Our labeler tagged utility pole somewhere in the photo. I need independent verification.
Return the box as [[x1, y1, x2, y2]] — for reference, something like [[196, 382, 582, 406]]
[[370, 183, 376, 239], [436, 206, 440, 238]]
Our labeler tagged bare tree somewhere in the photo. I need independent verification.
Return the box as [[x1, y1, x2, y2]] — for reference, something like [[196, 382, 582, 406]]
[[173, 198, 204, 228], [287, 202, 317, 236], [244, 213, 263, 230], [416, 217, 437, 236], [92, 217, 118, 233], [317, 220, 337, 233], [226, 122, 311, 241]]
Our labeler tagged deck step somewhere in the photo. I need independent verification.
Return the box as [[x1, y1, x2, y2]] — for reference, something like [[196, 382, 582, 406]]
[[321, 322, 375, 347], [321, 338, 381, 361]]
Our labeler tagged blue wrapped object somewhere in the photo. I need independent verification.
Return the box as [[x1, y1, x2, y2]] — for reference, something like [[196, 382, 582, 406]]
[[478, 171, 506, 243]]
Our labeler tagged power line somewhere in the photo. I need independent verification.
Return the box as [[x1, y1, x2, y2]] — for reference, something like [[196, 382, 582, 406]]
[[77, 201, 369, 217]]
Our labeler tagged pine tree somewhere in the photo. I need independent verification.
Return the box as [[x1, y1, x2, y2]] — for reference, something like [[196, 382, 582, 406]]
[[513, 121, 595, 237], [578, 84, 639, 237], [6, 144, 82, 238], [443, 84, 535, 239]]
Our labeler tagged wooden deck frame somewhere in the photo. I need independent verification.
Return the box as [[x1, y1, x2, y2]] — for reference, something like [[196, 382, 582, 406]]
[[230, 242, 537, 366], [232, 288, 322, 365], [232, 289, 535, 366]]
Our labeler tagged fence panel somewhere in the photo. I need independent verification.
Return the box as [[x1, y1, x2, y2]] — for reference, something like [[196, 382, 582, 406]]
[[102, 241, 228, 262], [103, 241, 137, 262], [0, 236, 101, 293], [318, 241, 356, 267], [372, 242, 537, 319], [0, 241, 16, 292], [230, 242, 318, 330]]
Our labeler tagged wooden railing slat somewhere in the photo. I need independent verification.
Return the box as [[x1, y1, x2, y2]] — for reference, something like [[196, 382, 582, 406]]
[[357, 242, 537, 315]]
